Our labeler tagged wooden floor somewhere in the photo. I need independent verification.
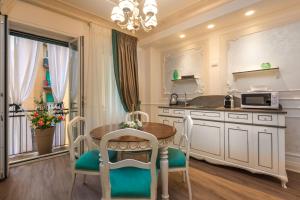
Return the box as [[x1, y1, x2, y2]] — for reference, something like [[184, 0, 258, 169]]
[[0, 155, 300, 200]]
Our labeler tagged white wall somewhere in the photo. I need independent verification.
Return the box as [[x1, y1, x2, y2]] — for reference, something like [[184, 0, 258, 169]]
[[227, 21, 300, 92], [139, 10, 300, 172]]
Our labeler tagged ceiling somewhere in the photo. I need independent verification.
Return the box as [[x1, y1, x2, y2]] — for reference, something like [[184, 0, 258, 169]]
[[145, 0, 300, 49], [61, 0, 202, 22]]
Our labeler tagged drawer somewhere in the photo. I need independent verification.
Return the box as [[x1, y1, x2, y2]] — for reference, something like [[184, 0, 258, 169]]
[[158, 108, 171, 115], [225, 112, 253, 124], [172, 109, 186, 116], [253, 113, 278, 126], [190, 110, 224, 121]]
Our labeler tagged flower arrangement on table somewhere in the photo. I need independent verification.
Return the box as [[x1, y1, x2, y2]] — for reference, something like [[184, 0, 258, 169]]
[[120, 119, 143, 130]]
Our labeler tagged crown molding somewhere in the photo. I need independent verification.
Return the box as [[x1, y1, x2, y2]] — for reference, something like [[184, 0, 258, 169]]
[[137, 0, 233, 38], [0, 0, 16, 14], [139, 0, 262, 46], [19, 0, 135, 36]]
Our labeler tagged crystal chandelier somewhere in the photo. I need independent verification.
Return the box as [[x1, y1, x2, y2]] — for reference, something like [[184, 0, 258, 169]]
[[111, 0, 158, 33]]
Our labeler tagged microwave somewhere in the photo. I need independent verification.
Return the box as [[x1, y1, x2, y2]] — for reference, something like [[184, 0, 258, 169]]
[[241, 92, 279, 109]]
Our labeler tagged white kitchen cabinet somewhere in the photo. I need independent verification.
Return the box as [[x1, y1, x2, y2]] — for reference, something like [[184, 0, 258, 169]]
[[191, 120, 224, 160], [158, 116, 172, 126], [158, 116, 183, 146], [157, 107, 288, 188], [225, 123, 253, 167], [171, 118, 184, 146], [253, 126, 278, 174]]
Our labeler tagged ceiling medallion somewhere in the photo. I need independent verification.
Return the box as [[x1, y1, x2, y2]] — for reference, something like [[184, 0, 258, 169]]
[[111, 0, 158, 33]]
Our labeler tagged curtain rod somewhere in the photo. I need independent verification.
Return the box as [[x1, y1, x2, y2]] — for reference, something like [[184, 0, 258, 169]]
[[9, 29, 69, 47]]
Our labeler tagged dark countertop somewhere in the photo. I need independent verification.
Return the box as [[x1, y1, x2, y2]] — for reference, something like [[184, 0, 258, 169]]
[[158, 105, 287, 114]]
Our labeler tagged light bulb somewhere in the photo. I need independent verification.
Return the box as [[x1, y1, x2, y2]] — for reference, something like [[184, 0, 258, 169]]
[[111, 6, 125, 22], [143, 0, 158, 16], [145, 15, 157, 28], [119, 0, 135, 13]]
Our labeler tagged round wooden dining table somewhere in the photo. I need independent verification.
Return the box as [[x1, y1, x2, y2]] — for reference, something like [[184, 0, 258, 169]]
[[90, 122, 176, 200]]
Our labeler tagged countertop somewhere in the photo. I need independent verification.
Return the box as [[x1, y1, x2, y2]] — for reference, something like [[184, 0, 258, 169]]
[[158, 105, 287, 114]]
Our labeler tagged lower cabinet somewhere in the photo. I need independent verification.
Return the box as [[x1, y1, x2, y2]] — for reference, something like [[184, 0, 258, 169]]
[[172, 118, 184, 146], [158, 116, 172, 126], [191, 120, 224, 160], [253, 126, 278, 173], [158, 116, 183, 146], [225, 123, 253, 167], [157, 109, 287, 187]]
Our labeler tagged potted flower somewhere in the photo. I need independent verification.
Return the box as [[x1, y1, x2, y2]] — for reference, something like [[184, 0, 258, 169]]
[[120, 119, 143, 130], [28, 97, 65, 155]]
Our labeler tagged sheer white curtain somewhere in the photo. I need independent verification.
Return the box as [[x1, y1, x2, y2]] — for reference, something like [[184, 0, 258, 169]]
[[86, 24, 126, 132], [48, 44, 70, 103], [9, 36, 41, 105], [8, 36, 41, 155]]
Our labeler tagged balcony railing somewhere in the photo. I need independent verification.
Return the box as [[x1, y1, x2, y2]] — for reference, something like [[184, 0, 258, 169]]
[[8, 106, 69, 158]]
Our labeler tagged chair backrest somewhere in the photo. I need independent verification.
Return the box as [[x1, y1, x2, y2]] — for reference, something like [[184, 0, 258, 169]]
[[67, 116, 85, 145], [125, 111, 150, 122], [178, 115, 193, 165], [67, 116, 97, 164], [100, 128, 158, 200]]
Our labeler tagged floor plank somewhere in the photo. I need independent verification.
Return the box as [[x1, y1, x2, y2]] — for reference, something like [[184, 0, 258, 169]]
[[0, 155, 299, 200]]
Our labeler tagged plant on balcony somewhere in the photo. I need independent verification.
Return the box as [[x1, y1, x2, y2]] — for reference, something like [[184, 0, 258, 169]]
[[28, 97, 65, 155]]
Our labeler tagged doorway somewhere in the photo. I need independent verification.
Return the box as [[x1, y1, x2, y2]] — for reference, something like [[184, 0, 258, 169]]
[[1, 21, 84, 172]]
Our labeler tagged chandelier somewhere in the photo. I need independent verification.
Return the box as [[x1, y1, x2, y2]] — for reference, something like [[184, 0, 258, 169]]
[[111, 0, 158, 33]]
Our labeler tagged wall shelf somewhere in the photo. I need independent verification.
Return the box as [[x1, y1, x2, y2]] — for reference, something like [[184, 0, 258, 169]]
[[232, 67, 279, 80], [171, 77, 198, 82]]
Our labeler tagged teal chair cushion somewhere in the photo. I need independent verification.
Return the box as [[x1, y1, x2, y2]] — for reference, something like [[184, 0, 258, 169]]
[[75, 150, 117, 171], [157, 147, 186, 169], [110, 167, 155, 198]]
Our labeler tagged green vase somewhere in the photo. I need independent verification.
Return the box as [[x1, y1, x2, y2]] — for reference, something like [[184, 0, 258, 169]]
[[261, 63, 271, 69], [173, 70, 179, 80]]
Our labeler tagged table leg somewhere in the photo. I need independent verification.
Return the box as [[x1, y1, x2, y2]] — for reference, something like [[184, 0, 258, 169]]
[[160, 146, 169, 200]]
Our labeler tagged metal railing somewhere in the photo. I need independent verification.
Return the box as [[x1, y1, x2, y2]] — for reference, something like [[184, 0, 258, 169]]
[[8, 106, 69, 156]]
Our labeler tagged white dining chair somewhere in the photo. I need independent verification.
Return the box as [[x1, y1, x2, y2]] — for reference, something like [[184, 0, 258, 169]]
[[124, 111, 150, 160], [125, 111, 150, 122], [157, 115, 193, 200], [67, 116, 117, 199], [100, 128, 158, 200]]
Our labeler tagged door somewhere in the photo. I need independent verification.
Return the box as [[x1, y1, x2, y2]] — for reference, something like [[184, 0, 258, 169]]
[[253, 126, 278, 173], [0, 15, 8, 180], [225, 123, 253, 167], [68, 37, 84, 152], [191, 120, 225, 160]]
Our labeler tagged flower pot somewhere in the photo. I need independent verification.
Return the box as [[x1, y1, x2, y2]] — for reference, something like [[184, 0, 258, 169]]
[[34, 127, 55, 155]]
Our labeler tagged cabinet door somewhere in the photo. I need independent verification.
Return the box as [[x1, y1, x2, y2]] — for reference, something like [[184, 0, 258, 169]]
[[158, 116, 183, 146], [225, 123, 253, 167], [158, 116, 172, 126], [191, 120, 224, 160], [253, 126, 278, 173], [172, 118, 184, 146]]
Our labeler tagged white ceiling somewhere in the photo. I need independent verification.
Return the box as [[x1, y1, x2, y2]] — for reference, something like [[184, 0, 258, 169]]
[[61, 0, 201, 21]]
